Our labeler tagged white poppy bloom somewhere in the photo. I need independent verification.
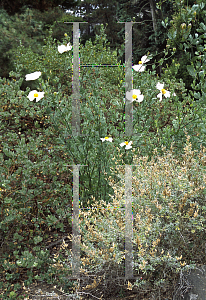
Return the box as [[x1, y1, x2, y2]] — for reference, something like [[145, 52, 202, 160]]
[[100, 137, 113, 142], [126, 89, 144, 102], [27, 90, 44, 102], [132, 55, 150, 72], [25, 71, 41, 81], [156, 82, 170, 101], [58, 42, 72, 54], [120, 141, 132, 149]]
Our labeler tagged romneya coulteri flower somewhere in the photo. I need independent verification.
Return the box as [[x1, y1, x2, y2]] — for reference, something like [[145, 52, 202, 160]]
[[100, 137, 113, 142], [58, 42, 72, 54], [126, 89, 144, 102], [25, 71, 41, 81], [156, 82, 170, 101], [27, 90, 44, 102], [120, 141, 133, 149], [132, 55, 150, 72]]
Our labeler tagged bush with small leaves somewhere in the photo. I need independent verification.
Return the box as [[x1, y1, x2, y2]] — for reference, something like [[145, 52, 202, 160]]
[[70, 133, 206, 298], [0, 22, 206, 299]]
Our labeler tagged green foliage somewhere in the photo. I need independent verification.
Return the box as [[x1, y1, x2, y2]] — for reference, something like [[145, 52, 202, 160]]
[[0, 26, 126, 297], [76, 137, 206, 296], [164, 0, 206, 94], [0, 18, 206, 299], [14, 27, 73, 94], [0, 6, 77, 79]]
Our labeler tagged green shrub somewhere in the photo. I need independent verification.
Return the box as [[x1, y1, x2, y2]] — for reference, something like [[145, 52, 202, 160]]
[[71, 133, 206, 297], [0, 6, 69, 79], [162, 0, 206, 95], [0, 22, 206, 299]]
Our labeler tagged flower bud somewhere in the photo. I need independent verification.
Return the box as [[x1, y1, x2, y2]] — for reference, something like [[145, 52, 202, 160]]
[[64, 33, 67, 37], [188, 23, 192, 29], [173, 47, 176, 52], [193, 11, 196, 16], [181, 23, 186, 30]]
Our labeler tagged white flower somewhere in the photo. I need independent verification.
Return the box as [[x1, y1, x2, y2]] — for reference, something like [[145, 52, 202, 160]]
[[58, 42, 72, 54], [126, 89, 144, 102], [27, 90, 44, 102], [156, 82, 170, 101], [25, 71, 41, 81], [120, 141, 132, 149], [100, 137, 113, 142], [132, 55, 150, 72]]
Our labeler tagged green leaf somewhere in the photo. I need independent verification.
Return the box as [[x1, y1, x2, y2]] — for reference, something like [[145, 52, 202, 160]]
[[168, 31, 176, 40], [194, 92, 200, 99], [199, 22, 206, 31], [187, 65, 196, 77], [33, 236, 43, 245]]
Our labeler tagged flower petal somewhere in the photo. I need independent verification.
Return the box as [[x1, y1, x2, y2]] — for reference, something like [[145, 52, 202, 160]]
[[36, 92, 45, 102], [132, 65, 142, 72], [133, 89, 141, 95], [126, 91, 133, 101], [120, 142, 125, 147], [135, 94, 144, 102], [125, 145, 132, 149], [157, 92, 162, 101], [141, 55, 150, 64], [138, 65, 146, 72], [66, 42, 72, 51], [25, 71, 41, 81], [58, 45, 67, 54], [156, 82, 164, 90], [27, 90, 37, 101], [164, 90, 170, 98], [100, 137, 113, 142], [107, 137, 113, 142]]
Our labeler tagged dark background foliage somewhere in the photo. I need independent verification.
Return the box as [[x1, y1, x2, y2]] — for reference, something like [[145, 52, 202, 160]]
[[0, 0, 80, 15]]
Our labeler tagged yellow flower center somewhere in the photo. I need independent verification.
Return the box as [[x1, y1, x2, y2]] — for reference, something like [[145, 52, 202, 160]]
[[132, 94, 137, 99], [105, 137, 109, 139], [138, 61, 142, 64], [34, 93, 38, 97], [125, 141, 129, 145], [161, 89, 166, 94]]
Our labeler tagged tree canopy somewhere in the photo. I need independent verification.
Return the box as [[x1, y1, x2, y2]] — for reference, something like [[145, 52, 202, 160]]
[[0, 0, 80, 15]]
